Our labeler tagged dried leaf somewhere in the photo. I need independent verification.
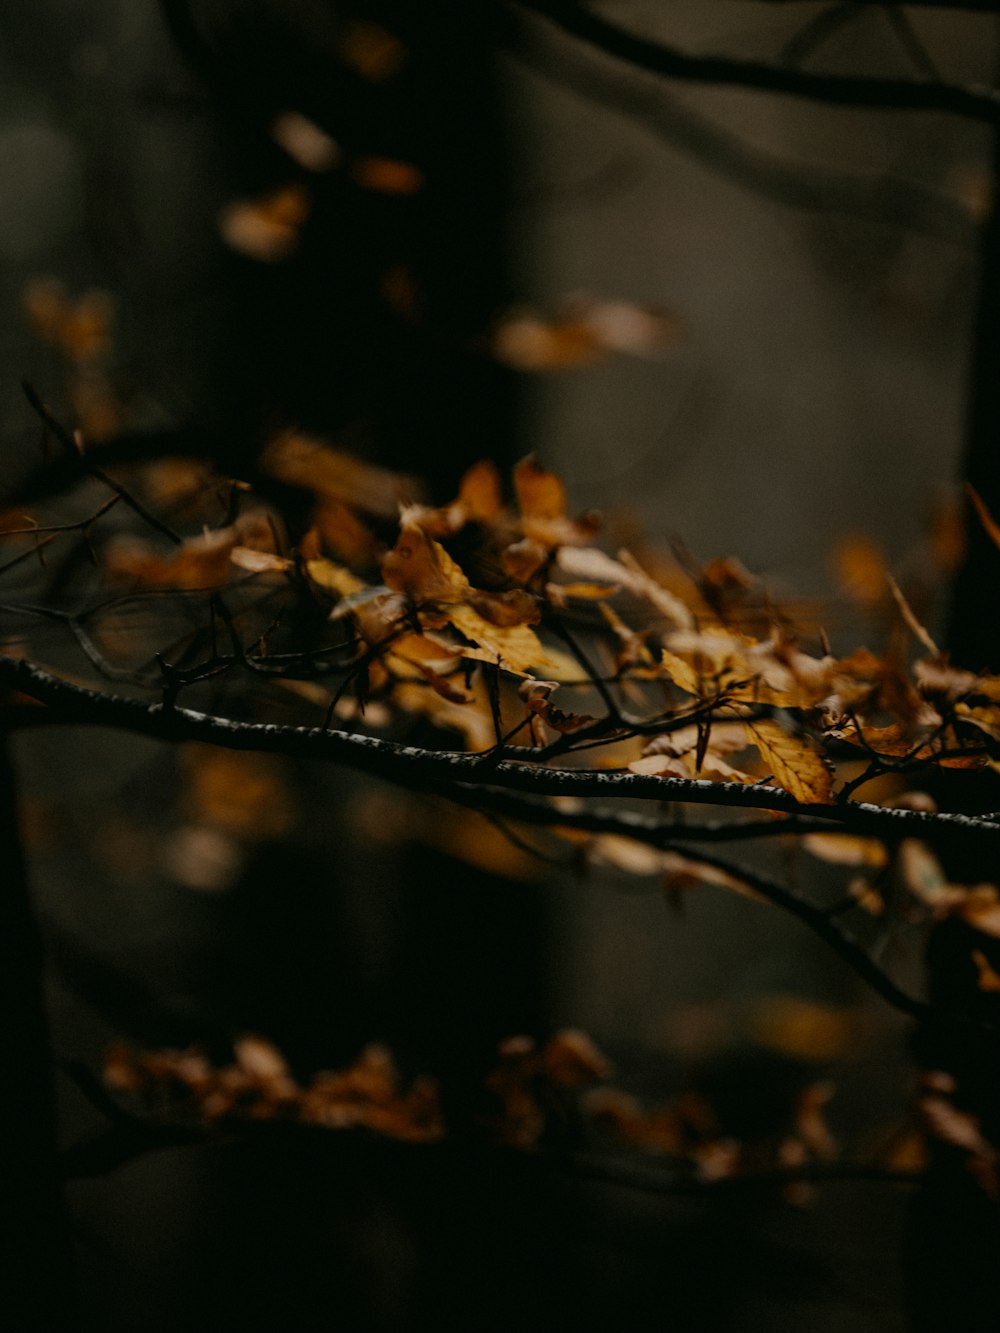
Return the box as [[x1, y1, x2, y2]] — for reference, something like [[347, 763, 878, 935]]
[[270, 112, 340, 171], [105, 512, 281, 589], [515, 454, 567, 523], [493, 314, 603, 371], [219, 185, 310, 262], [262, 432, 420, 517], [230, 546, 292, 574], [352, 157, 423, 195], [519, 678, 595, 734], [802, 833, 888, 868], [897, 839, 961, 912], [447, 604, 554, 674], [751, 997, 859, 1061], [305, 557, 366, 599], [744, 720, 834, 804], [972, 949, 1000, 992], [383, 523, 469, 602], [832, 534, 888, 607], [955, 702, 1000, 742], [961, 886, 1000, 939], [339, 22, 407, 81]]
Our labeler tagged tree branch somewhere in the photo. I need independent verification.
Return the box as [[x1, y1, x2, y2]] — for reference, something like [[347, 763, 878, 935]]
[[513, 0, 1000, 123], [4, 655, 998, 850], [506, 7, 974, 245]]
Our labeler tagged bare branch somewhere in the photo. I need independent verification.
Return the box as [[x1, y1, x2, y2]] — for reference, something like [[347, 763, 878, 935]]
[[512, 1, 1000, 123], [507, 9, 974, 246], [20, 383, 183, 546]]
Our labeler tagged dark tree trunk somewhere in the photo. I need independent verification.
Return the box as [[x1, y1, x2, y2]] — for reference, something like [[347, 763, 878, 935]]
[[0, 732, 75, 1328], [916, 129, 1000, 1332], [947, 133, 1000, 671]]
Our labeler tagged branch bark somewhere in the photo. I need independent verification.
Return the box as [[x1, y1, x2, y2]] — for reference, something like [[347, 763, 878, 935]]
[[4, 655, 999, 844]]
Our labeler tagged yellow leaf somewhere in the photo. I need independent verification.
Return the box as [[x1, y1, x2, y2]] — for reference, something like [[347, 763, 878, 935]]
[[832, 534, 888, 607], [661, 649, 702, 696], [382, 524, 470, 603], [305, 558, 366, 598], [447, 604, 554, 674], [744, 720, 833, 804], [751, 996, 858, 1061], [955, 702, 1000, 742]]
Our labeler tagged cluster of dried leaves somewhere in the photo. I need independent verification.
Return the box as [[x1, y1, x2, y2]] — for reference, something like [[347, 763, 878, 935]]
[[7, 428, 1000, 965], [107, 1026, 1000, 1200], [55, 440, 998, 795], [102, 1029, 845, 1195], [105, 1036, 445, 1144], [8, 396, 1000, 1197]]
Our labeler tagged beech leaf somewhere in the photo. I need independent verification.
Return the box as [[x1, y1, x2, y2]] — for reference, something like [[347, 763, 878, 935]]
[[744, 720, 834, 805]]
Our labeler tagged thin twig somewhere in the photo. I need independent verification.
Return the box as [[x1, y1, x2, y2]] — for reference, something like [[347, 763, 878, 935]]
[[21, 383, 183, 546]]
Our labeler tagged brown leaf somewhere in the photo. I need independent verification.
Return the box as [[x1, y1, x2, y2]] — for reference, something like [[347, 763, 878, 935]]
[[382, 524, 471, 603], [339, 22, 407, 81], [972, 949, 1000, 992], [518, 678, 595, 734], [352, 157, 423, 195], [105, 512, 280, 589], [262, 432, 421, 517], [457, 459, 503, 524]]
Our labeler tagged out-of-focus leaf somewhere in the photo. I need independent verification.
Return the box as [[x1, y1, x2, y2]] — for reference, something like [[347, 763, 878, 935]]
[[750, 996, 861, 1061], [270, 112, 340, 171], [972, 949, 1000, 992], [802, 833, 888, 868], [106, 512, 279, 589], [262, 432, 420, 517], [352, 157, 423, 195], [832, 534, 889, 608], [219, 185, 310, 262], [339, 22, 407, 81]]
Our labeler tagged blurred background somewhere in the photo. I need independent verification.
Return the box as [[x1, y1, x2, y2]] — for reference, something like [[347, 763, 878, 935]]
[[2, 2, 997, 1329]]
